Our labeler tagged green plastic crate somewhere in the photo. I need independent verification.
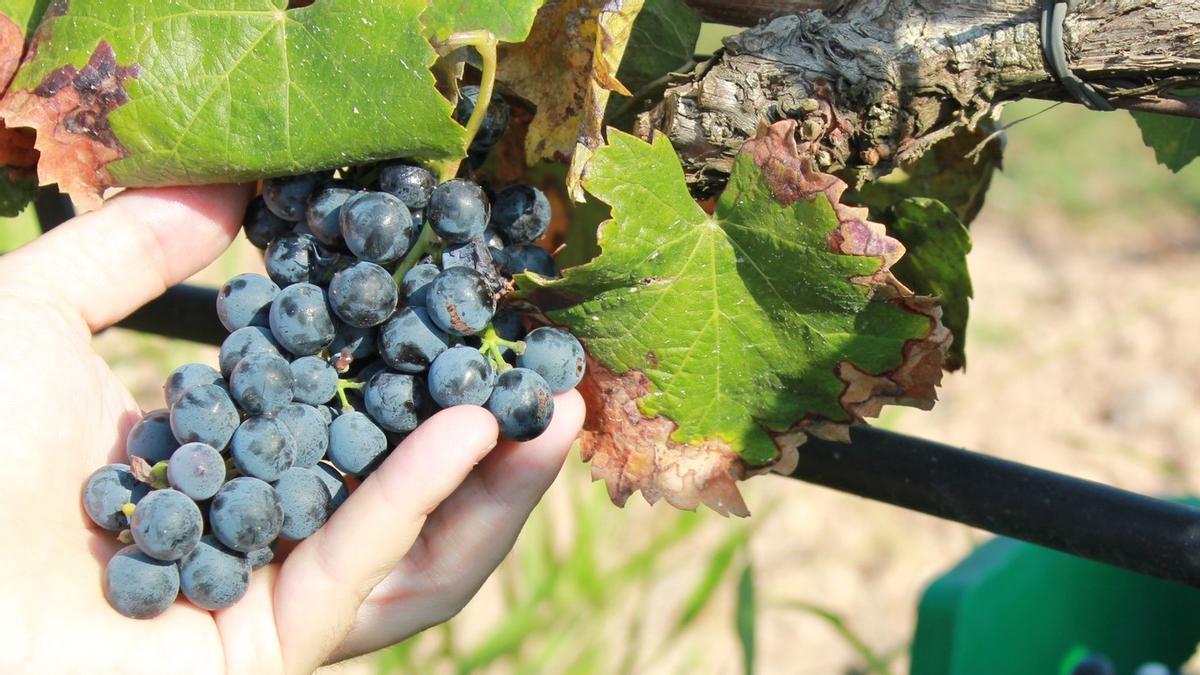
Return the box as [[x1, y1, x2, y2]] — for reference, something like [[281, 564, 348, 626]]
[[911, 536, 1200, 674]]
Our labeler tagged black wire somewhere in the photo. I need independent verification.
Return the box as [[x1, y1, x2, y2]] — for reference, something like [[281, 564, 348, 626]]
[[1040, 0, 1115, 111]]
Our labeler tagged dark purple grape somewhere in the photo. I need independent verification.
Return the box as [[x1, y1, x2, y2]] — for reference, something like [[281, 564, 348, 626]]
[[83, 463, 148, 531], [269, 282, 336, 356], [400, 263, 439, 307], [306, 186, 356, 247], [379, 162, 435, 210], [209, 477, 284, 553], [313, 462, 350, 511], [454, 85, 510, 151], [328, 261, 398, 328], [339, 191, 415, 264], [485, 368, 554, 441], [230, 416, 296, 482], [126, 409, 180, 464], [219, 326, 283, 379], [496, 245, 559, 279], [217, 273, 279, 333], [104, 545, 179, 619], [492, 185, 550, 245], [272, 467, 332, 540], [428, 346, 495, 408], [167, 443, 226, 501], [179, 535, 252, 610], [170, 384, 240, 449], [264, 233, 318, 287], [277, 403, 329, 468], [364, 371, 425, 432], [425, 266, 496, 336], [244, 196, 293, 249], [427, 179, 489, 244], [377, 306, 450, 373], [516, 327, 586, 394], [290, 355, 338, 405], [328, 411, 388, 476], [263, 172, 328, 222], [164, 363, 223, 408], [129, 488, 203, 561], [230, 351, 294, 415]]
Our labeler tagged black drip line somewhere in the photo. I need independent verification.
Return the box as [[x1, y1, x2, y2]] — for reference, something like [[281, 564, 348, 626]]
[[1040, 0, 1115, 111]]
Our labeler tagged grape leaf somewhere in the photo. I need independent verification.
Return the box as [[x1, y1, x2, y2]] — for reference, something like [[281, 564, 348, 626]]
[[523, 123, 948, 515], [422, 0, 545, 43], [0, 0, 465, 208], [1132, 110, 1200, 172], [496, 0, 645, 198], [888, 198, 972, 370], [611, 0, 699, 100]]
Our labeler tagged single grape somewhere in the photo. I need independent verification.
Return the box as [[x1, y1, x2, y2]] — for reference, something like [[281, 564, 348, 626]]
[[82, 464, 148, 531], [178, 535, 253, 610], [492, 309, 526, 341], [290, 355, 338, 405], [1134, 664, 1173, 675], [244, 196, 293, 249], [246, 546, 274, 571], [217, 273, 279, 333], [265, 233, 318, 287], [126, 409, 180, 464], [210, 477, 284, 553], [166, 443, 226, 501], [377, 306, 450, 373], [482, 226, 505, 251], [170, 384, 240, 449], [230, 351, 294, 415], [485, 368, 554, 441], [496, 244, 560, 279], [313, 462, 350, 511], [104, 545, 180, 619], [516, 327, 585, 394], [219, 325, 283, 378], [400, 263, 439, 307], [379, 162, 436, 210], [277, 403, 329, 468], [1072, 655, 1116, 675], [316, 404, 336, 425], [454, 84, 510, 151], [273, 467, 332, 540], [129, 488, 203, 561], [163, 363, 223, 408], [230, 415, 296, 482], [306, 186, 356, 247], [427, 179, 489, 244], [492, 185, 550, 245], [263, 172, 327, 222], [328, 411, 388, 476], [328, 261, 398, 328], [339, 191, 415, 264], [329, 322, 377, 371], [269, 282, 337, 356], [364, 371, 425, 432], [428, 346, 495, 408], [425, 266, 496, 336]]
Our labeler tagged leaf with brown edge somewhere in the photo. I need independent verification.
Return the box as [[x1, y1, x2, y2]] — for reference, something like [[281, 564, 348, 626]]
[[521, 124, 947, 515], [496, 0, 645, 199]]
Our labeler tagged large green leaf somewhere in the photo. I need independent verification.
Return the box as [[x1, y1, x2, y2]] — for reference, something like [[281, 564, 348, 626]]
[[1132, 110, 1200, 172], [526, 130, 931, 467], [0, 0, 466, 206], [0, 0, 48, 36], [888, 198, 972, 370], [422, 0, 545, 42]]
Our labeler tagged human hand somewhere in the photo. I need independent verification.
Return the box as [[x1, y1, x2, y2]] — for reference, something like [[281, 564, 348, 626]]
[[0, 185, 585, 674]]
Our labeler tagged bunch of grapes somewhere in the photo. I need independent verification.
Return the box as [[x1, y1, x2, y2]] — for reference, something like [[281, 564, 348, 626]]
[[81, 87, 587, 619]]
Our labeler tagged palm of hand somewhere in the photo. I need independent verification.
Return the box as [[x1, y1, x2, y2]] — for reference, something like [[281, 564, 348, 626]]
[[0, 186, 584, 674]]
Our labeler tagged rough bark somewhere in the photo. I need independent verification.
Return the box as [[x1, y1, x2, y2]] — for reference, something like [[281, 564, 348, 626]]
[[684, 0, 843, 26], [647, 0, 1200, 194]]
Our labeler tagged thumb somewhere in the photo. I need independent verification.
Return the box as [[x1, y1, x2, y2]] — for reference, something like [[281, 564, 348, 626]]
[[0, 184, 254, 335]]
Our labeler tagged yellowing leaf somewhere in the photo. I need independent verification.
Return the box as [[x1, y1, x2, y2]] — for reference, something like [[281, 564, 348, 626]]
[[497, 0, 644, 197]]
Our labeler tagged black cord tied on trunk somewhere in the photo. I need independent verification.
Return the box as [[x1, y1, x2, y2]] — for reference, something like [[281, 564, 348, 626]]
[[1040, 0, 1115, 111]]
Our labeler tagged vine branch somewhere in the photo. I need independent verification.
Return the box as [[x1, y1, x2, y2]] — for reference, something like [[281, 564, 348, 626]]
[[651, 0, 1200, 193]]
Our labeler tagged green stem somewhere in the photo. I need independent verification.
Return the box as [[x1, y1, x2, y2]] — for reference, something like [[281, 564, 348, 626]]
[[149, 461, 169, 490], [477, 324, 525, 371], [432, 30, 499, 180], [335, 378, 365, 412], [392, 222, 437, 284]]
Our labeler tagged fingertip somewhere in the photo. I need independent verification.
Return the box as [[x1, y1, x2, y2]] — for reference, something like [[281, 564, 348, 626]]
[[406, 405, 500, 456]]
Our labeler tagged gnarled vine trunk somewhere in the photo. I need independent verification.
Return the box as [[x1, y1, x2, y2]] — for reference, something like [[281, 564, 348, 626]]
[[657, 0, 1200, 193]]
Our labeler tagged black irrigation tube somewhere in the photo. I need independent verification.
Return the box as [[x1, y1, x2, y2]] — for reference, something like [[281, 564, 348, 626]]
[[35, 190, 1200, 589]]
